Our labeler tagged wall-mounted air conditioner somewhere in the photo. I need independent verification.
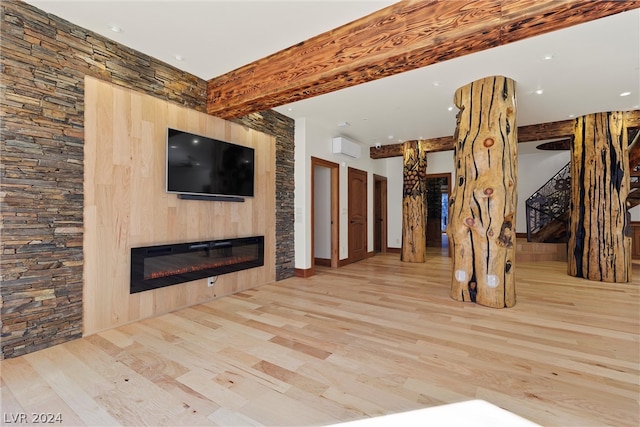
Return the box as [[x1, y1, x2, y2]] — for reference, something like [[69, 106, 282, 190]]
[[332, 136, 361, 159]]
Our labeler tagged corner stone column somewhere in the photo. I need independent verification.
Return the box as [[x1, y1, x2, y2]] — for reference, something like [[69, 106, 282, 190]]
[[447, 76, 518, 308], [568, 111, 631, 282], [401, 140, 428, 262]]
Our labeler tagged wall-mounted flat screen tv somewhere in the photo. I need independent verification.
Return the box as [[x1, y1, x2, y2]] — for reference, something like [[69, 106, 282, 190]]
[[166, 128, 255, 198]]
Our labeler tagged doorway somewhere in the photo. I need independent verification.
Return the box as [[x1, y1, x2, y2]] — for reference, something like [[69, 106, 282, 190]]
[[311, 157, 339, 269], [373, 174, 388, 253], [348, 167, 368, 263], [426, 173, 451, 252]]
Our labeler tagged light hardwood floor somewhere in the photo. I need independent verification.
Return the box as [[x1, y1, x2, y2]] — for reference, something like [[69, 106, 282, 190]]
[[2, 252, 639, 426]]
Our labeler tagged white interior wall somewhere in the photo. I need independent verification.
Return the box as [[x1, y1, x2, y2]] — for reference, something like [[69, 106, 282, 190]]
[[385, 157, 404, 248], [293, 118, 310, 269], [517, 148, 571, 231], [296, 123, 640, 269], [424, 148, 572, 233], [294, 117, 388, 269], [632, 201, 640, 220], [314, 165, 331, 259]]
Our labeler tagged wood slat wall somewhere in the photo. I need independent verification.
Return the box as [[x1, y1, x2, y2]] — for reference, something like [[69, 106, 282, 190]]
[[83, 77, 276, 335]]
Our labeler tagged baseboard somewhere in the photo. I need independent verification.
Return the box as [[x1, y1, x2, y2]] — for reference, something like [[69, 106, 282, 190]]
[[516, 232, 528, 239], [386, 247, 401, 254], [366, 250, 375, 258], [314, 258, 331, 267], [294, 267, 315, 278], [338, 258, 350, 267]]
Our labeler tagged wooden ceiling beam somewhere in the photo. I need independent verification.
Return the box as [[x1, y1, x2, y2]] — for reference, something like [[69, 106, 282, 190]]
[[370, 110, 640, 159], [206, 0, 639, 119]]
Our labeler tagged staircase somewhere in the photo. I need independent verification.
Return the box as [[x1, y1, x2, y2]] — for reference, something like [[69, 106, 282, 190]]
[[526, 129, 640, 243], [525, 162, 571, 243], [628, 166, 640, 208], [628, 129, 640, 207]]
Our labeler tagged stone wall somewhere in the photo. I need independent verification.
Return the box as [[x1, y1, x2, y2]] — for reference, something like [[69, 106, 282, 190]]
[[231, 112, 295, 281], [0, 0, 294, 359]]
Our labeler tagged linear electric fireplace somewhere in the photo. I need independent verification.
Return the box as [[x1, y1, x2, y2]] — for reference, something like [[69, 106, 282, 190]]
[[130, 236, 264, 293]]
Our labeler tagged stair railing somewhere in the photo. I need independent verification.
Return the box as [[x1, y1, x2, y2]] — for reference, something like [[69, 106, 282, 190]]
[[525, 161, 571, 242]]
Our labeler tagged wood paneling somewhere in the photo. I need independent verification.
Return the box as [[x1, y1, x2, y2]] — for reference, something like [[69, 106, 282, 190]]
[[83, 77, 276, 335], [631, 222, 640, 259], [1, 252, 638, 426], [516, 239, 567, 262], [207, 1, 640, 119]]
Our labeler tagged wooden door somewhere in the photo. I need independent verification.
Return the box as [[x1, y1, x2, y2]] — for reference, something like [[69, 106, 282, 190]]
[[348, 167, 368, 263], [374, 175, 387, 253]]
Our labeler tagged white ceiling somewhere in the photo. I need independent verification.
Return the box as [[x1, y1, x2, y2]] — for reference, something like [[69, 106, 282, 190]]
[[23, 1, 640, 153]]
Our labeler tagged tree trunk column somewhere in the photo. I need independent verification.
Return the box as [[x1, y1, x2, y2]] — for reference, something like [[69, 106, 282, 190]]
[[401, 140, 428, 262], [568, 111, 631, 283], [447, 76, 518, 308]]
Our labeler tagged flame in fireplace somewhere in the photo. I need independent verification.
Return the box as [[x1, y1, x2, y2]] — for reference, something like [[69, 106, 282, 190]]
[[146, 256, 255, 280]]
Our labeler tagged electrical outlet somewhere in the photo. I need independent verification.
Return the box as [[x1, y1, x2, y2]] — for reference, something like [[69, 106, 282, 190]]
[[207, 277, 215, 287]]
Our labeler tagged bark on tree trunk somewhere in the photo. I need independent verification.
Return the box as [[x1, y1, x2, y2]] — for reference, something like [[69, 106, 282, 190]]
[[447, 75, 518, 308], [568, 111, 631, 283], [401, 140, 428, 262]]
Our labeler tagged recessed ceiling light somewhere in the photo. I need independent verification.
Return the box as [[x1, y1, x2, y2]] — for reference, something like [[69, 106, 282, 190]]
[[620, 91, 631, 97], [448, 106, 454, 111], [535, 89, 544, 95], [174, 54, 184, 61], [388, 135, 394, 140], [543, 54, 554, 60], [568, 114, 576, 118], [109, 25, 122, 33], [433, 81, 440, 87], [287, 107, 293, 112], [337, 121, 350, 127]]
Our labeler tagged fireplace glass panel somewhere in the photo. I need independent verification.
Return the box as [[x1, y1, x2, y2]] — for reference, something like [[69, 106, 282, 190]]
[[131, 236, 264, 293]]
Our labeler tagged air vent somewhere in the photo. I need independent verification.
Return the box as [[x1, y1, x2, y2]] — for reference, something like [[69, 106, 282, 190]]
[[332, 136, 361, 159]]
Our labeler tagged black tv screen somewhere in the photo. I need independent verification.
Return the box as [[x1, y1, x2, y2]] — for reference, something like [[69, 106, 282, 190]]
[[166, 128, 255, 198]]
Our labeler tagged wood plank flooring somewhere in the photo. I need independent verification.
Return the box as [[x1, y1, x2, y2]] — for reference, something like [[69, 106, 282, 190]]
[[2, 252, 639, 426]]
